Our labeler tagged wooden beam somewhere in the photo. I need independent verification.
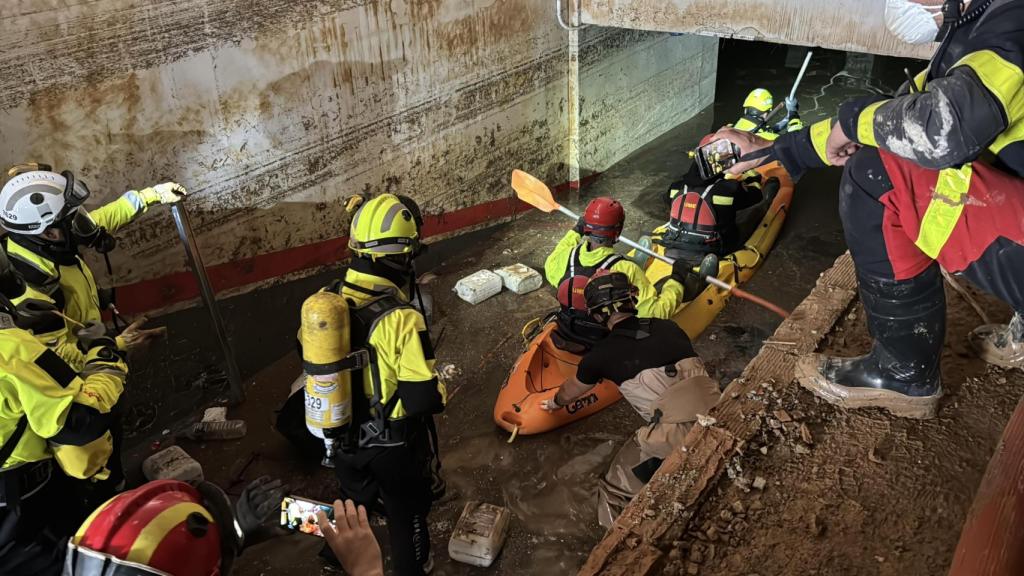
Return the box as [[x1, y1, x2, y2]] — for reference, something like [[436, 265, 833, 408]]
[[580, 252, 858, 575]]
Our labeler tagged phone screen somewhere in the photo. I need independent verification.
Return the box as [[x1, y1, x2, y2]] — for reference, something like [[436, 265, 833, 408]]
[[695, 139, 741, 180], [280, 496, 334, 537]]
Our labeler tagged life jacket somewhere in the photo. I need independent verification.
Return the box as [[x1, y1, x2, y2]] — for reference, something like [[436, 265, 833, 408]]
[[557, 244, 623, 311], [326, 278, 441, 450], [658, 186, 723, 257], [552, 245, 623, 352]]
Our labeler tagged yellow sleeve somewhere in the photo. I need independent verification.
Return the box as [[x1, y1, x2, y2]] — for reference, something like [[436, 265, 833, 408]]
[[374, 309, 444, 418], [9, 353, 77, 440], [809, 118, 835, 166], [38, 327, 87, 373], [544, 230, 583, 287], [74, 345, 128, 414], [613, 260, 683, 320], [89, 193, 145, 234]]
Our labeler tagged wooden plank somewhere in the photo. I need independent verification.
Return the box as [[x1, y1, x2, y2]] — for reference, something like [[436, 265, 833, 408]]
[[948, 395, 1024, 576], [579, 252, 859, 575]]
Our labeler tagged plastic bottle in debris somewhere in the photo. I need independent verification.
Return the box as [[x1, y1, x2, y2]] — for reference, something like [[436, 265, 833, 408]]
[[188, 419, 247, 440]]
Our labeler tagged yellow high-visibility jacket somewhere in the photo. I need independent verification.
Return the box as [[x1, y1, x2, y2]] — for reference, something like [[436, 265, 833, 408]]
[[6, 192, 148, 360], [337, 267, 446, 421], [0, 324, 126, 478], [544, 230, 683, 320]]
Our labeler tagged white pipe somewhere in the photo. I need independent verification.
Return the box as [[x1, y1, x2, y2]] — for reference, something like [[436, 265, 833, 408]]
[[789, 50, 814, 101], [556, 0, 588, 30]]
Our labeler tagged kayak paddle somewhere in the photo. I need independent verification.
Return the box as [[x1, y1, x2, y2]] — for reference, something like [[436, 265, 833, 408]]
[[511, 169, 790, 319]]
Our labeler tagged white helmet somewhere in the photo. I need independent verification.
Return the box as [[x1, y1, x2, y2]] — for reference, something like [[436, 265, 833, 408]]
[[0, 165, 90, 235]]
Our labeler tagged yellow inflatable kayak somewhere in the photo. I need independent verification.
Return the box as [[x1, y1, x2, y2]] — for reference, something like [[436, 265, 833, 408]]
[[493, 161, 794, 436], [635, 161, 794, 340]]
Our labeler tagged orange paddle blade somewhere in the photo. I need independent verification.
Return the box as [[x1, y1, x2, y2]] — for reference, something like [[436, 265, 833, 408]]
[[511, 169, 561, 213]]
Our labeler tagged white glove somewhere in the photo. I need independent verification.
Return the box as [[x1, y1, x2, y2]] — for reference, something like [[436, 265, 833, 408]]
[[138, 182, 188, 206]]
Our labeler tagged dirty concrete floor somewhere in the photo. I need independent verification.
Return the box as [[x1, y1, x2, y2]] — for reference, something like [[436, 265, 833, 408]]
[[124, 40, 923, 575], [658, 284, 1024, 576]]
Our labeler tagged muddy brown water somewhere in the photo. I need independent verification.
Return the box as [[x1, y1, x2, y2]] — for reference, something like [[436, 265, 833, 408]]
[[122, 40, 930, 574]]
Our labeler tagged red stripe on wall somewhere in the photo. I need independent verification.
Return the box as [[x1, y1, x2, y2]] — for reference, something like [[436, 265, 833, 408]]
[[115, 175, 598, 315]]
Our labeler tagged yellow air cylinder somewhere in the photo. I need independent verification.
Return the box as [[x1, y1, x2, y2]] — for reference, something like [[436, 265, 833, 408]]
[[300, 291, 353, 465]]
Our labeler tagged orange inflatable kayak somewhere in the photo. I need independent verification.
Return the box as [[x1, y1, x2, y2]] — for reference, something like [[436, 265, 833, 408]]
[[493, 161, 794, 437]]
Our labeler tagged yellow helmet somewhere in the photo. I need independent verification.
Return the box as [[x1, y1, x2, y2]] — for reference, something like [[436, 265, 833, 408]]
[[743, 88, 774, 114], [348, 193, 421, 256]]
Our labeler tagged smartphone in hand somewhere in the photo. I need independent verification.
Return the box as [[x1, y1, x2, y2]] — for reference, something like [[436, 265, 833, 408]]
[[280, 495, 334, 537]]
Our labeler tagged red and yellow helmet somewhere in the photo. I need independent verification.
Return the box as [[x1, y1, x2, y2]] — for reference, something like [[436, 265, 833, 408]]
[[64, 480, 240, 576]]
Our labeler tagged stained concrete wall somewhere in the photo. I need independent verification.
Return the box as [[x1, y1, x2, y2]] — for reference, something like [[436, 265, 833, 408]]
[[580, 0, 934, 59], [0, 1, 715, 314]]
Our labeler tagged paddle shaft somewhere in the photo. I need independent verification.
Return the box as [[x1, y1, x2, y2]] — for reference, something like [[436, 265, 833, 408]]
[[556, 205, 789, 318]]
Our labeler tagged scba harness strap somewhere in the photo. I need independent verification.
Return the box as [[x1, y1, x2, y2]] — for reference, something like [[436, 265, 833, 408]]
[[327, 279, 414, 450]]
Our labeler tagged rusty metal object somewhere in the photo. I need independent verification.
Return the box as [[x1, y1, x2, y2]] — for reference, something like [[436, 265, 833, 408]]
[[947, 396, 1024, 576]]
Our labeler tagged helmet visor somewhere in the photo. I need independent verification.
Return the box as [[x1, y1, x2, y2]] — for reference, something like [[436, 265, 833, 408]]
[[63, 544, 173, 576]]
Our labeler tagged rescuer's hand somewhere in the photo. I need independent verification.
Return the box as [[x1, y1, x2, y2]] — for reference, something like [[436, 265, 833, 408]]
[[116, 316, 167, 350], [138, 182, 188, 206], [318, 499, 384, 576], [540, 398, 562, 412], [236, 476, 287, 541], [785, 96, 799, 115], [825, 122, 862, 166], [712, 127, 774, 175], [670, 258, 694, 285], [75, 320, 109, 350]]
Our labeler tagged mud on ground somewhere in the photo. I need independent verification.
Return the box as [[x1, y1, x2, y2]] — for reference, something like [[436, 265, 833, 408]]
[[657, 283, 1024, 576]]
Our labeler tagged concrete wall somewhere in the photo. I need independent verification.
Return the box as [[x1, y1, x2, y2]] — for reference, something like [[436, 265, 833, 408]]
[[580, 0, 934, 59], [0, 1, 716, 314]]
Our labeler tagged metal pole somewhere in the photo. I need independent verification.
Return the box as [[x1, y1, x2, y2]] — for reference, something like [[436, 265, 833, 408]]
[[170, 203, 245, 405]]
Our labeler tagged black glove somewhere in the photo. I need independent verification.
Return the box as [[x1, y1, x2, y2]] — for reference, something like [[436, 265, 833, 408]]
[[235, 476, 287, 540], [670, 259, 693, 284], [573, 217, 586, 235]]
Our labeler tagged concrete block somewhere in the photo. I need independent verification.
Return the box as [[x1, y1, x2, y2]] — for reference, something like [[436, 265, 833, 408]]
[[448, 501, 511, 567], [142, 445, 204, 484], [493, 264, 542, 295], [454, 270, 503, 305]]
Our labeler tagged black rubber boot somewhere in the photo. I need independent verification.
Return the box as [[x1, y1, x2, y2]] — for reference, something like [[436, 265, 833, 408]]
[[797, 264, 945, 419]]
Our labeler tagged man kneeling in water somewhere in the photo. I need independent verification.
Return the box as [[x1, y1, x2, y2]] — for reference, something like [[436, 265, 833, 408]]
[[541, 272, 721, 527]]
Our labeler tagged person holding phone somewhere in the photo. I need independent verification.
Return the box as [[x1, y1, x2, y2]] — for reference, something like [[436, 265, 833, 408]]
[[712, 0, 1024, 419], [317, 499, 385, 576]]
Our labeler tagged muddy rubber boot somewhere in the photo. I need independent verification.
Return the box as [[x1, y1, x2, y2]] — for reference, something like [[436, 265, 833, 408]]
[[796, 265, 945, 419], [969, 312, 1024, 369]]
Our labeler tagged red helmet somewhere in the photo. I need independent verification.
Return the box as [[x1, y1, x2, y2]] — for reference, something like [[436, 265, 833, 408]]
[[64, 480, 239, 576], [583, 197, 624, 241]]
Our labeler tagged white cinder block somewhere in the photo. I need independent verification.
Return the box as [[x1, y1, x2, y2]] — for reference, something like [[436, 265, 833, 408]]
[[454, 270, 503, 304], [142, 445, 204, 484], [448, 502, 511, 567], [493, 264, 542, 295]]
